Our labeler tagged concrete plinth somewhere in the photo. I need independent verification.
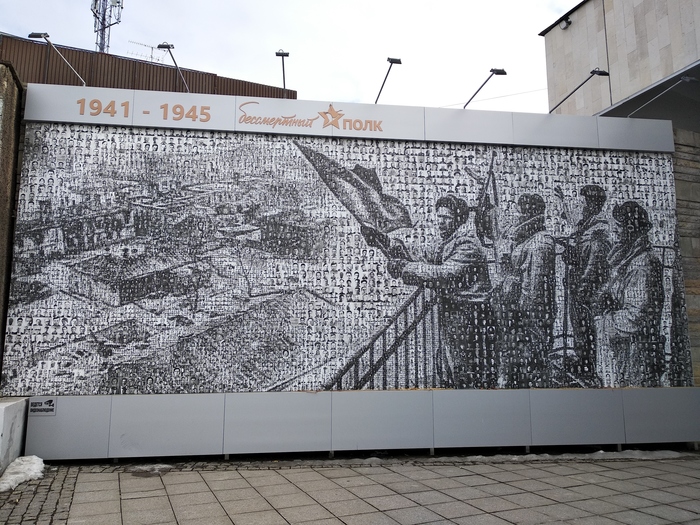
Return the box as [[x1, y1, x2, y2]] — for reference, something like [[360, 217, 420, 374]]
[[0, 397, 28, 475]]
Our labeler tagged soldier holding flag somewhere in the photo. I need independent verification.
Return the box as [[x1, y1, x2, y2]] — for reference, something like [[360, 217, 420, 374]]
[[382, 195, 496, 388], [297, 141, 497, 389], [359, 194, 496, 389]]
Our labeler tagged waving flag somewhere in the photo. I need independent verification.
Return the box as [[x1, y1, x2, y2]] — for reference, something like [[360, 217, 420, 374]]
[[295, 141, 412, 234]]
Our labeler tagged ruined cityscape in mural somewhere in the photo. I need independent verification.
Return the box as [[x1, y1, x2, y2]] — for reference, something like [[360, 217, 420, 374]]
[[1, 122, 692, 395]]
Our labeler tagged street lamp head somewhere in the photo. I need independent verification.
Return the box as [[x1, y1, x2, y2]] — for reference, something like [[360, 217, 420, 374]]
[[276, 50, 289, 57], [387, 58, 402, 65], [590, 68, 609, 76], [490, 68, 507, 75], [28, 32, 49, 39], [157, 42, 174, 50]]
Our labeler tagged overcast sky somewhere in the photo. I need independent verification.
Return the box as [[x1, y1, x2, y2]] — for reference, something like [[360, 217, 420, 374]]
[[1, 0, 576, 113]]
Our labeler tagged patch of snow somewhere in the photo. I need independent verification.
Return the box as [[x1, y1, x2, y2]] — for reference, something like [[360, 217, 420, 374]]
[[0, 456, 44, 492], [432, 449, 690, 464], [129, 463, 173, 473]]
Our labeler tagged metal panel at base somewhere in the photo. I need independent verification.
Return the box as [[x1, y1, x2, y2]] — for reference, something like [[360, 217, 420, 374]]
[[512, 113, 599, 149], [623, 388, 700, 443], [331, 390, 433, 451], [108, 394, 225, 457], [21, 388, 700, 461], [433, 390, 532, 448], [530, 389, 625, 446], [25, 396, 111, 460], [224, 392, 332, 454]]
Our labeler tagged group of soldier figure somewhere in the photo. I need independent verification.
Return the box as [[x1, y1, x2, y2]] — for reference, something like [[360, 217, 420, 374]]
[[365, 185, 665, 389]]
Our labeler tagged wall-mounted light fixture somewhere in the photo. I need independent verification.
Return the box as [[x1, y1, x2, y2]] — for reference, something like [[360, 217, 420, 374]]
[[157, 42, 190, 93], [375, 57, 402, 104], [463, 68, 507, 109], [559, 17, 572, 30], [28, 32, 86, 86], [549, 67, 609, 113]]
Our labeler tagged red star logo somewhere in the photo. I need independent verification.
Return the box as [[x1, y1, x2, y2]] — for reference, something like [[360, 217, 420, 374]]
[[318, 104, 344, 129]]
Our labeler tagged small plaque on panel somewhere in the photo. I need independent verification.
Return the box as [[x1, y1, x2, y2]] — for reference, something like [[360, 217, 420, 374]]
[[28, 397, 57, 417]]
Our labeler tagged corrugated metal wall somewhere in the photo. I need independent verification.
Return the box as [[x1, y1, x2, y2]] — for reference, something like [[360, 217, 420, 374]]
[[0, 33, 296, 98]]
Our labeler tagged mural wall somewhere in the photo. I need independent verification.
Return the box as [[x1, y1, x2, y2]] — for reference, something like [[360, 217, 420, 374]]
[[1, 122, 692, 395]]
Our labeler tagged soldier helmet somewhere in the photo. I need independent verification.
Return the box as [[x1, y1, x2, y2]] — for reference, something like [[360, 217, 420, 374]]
[[436, 194, 471, 226], [517, 193, 546, 218], [612, 201, 652, 233], [580, 185, 606, 206]]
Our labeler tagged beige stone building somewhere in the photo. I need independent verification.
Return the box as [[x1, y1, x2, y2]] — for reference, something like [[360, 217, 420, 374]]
[[541, 0, 700, 383], [541, 0, 700, 123]]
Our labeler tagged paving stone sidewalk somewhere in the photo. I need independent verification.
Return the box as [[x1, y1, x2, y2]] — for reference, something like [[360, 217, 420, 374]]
[[2, 453, 700, 524]]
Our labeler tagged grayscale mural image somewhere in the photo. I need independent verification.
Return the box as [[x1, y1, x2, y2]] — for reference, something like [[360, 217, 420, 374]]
[[1, 122, 692, 395]]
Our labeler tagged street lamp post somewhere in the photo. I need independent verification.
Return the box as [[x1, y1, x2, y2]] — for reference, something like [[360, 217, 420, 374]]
[[463, 68, 507, 109], [157, 42, 190, 93], [28, 32, 86, 86], [276, 50, 289, 98], [549, 68, 609, 114], [375, 58, 402, 104]]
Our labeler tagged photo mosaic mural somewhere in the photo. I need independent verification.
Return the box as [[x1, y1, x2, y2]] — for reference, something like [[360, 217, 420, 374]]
[[1, 122, 692, 395]]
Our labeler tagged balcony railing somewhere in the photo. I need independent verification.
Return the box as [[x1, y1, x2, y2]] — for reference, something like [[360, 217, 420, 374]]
[[323, 286, 441, 390]]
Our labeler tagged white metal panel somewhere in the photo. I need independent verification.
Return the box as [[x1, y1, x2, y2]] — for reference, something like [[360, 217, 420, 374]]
[[623, 388, 700, 443], [331, 390, 433, 451], [108, 394, 225, 457], [25, 396, 111, 459], [328, 102, 425, 141], [131, 90, 237, 131], [424, 107, 514, 144], [433, 390, 532, 448], [597, 116, 674, 152], [25, 84, 676, 152], [530, 389, 626, 445], [234, 98, 338, 137], [25, 84, 135, 125], [224, 392, 332, 453], [18, 388, 700, 461], [512, 112, 600, 149]]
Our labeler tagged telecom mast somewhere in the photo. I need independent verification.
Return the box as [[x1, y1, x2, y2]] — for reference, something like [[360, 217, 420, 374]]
[[92, 0, 124, 53]]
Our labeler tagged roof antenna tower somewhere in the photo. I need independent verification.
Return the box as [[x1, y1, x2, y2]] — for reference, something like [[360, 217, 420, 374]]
[[92, 0, 124, 53]]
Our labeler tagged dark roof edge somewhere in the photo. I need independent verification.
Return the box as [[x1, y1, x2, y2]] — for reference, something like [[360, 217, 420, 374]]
[[538, 0, 591, 37], [0, 32, 295, 96], [0, 32, 202, 74], [596, 58, 700, 116]]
